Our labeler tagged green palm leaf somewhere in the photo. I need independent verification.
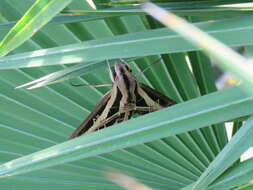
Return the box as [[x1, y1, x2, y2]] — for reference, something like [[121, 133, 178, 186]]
[[0, 0, 73, 56]]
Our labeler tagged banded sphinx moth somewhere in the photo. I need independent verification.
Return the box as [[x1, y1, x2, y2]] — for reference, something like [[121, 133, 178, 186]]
[[70, 62, 176, 138]]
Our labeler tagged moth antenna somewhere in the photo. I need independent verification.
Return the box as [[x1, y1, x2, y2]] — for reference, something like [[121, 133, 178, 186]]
[[135, 58, 162, 77], [119, 58, 127, 63], [107, 60, 115, 82], [70, 82, 112, 87]]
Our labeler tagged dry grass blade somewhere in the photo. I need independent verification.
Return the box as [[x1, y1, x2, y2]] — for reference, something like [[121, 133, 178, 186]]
[[106, 170, 152, 190], [142, 2, 253, 94]]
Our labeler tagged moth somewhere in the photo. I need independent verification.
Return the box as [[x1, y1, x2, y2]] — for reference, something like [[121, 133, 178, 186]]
[[70, 62, 176, 138]]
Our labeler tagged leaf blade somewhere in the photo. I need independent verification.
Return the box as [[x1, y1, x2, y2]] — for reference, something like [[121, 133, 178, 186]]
[[0, 86, 253, 177], [192, 116, 253, 190], [0, 0, 72, 56], [1, 15, 253, 69]]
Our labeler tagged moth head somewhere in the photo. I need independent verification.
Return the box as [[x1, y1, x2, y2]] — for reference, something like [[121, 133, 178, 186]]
[[110, 63, 128, 82], [115, 62, 132, 75]]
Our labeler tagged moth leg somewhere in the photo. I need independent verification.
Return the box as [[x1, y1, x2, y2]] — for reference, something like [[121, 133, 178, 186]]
[[92, 115, 100, 123], [134, 106, 159, 112], [123, 110, 131, 121], [102, 112, 121, 125], [85, 112, 121, 134], [115, 117, 123, 124]]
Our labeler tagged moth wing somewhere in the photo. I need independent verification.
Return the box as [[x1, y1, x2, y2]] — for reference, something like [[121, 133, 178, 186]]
[[69, 90, 112, 139], [138, 82, 177, 107]]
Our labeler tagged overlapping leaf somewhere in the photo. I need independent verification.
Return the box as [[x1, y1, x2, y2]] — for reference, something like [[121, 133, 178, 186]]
[[0, 0, 72, 56], [0, 86, 252, 178]]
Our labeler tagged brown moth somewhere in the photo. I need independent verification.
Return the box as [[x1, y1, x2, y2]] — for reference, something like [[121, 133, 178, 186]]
[[70, 62, 176, 138]]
